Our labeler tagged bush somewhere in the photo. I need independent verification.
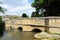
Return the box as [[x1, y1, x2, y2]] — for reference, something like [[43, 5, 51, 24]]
[[0, 16, 5, 36], [0, 21, 5, 35], [22, 13, 29, 17]]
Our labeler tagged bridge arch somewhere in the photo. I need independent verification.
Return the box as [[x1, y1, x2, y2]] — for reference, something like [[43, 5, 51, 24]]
[[31, 28, 42, 33], [18, 27, 23, 31]]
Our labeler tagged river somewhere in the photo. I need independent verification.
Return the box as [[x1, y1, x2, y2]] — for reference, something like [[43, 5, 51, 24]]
[[0, 29, 40, 40]]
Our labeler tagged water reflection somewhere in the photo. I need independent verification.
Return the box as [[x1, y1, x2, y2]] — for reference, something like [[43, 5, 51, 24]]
[[0, 29, 40, 40], [0, 32, 4, 37]]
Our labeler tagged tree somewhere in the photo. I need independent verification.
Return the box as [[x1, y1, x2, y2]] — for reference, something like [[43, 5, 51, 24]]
[[0, 7, 6, 13], [44, 0, 60, 16], [22, 13, 29, 17], [0, 2, 6, 35], [31, 0, 44, 17], [32, 0, 60, 17], [0, 2, 7, 21], [31, 12, 36, 17], [31, 11, 38, 17], [0, 2, 6, 13]]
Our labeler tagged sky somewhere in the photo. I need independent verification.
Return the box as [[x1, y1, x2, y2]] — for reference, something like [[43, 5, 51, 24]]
[[0, 0, 35, 17]]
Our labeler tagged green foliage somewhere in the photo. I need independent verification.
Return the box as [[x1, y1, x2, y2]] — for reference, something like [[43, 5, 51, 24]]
[[31, 0, 44, 17], [0, 7, 7, 13], [0, 2, 7, 13], [0, 16, 5, 36], [0, 22, 5, 35], [31, 11, 40, 17], [0, 16, 2, 22], [22, 13, 29, 17], [39, 13, 44, 17], [32, 0, 60, 17], [38, 0, 44, 4], [44, 0, 60, 16], [0, 2, 6, 36], [31, 12, 36, 17], [32, 0, 44, 5], [0, 2, 5, 35]]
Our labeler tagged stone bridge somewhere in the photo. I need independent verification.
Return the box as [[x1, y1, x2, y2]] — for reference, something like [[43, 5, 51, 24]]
[[5, 17, 60, 33]]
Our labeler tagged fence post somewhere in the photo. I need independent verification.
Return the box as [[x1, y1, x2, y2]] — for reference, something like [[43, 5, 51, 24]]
[[45, 18, 49, 33]]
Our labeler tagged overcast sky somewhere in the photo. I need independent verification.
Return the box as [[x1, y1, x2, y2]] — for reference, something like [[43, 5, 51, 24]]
[[0, 0, 35, 17]]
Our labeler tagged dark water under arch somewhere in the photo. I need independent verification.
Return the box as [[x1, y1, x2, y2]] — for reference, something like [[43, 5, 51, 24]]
[[18, 27, 23, 31], [31, 28, 42, 33]]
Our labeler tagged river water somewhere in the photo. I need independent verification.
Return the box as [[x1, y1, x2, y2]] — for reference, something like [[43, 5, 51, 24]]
[[0, 29, 40, 40]]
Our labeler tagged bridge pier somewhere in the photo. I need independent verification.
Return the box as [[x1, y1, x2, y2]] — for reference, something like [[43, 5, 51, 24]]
[[45, 19, 49, 33]]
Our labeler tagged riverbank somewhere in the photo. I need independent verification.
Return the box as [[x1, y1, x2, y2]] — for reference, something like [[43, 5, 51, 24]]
[[34, 32, 60, 40]]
